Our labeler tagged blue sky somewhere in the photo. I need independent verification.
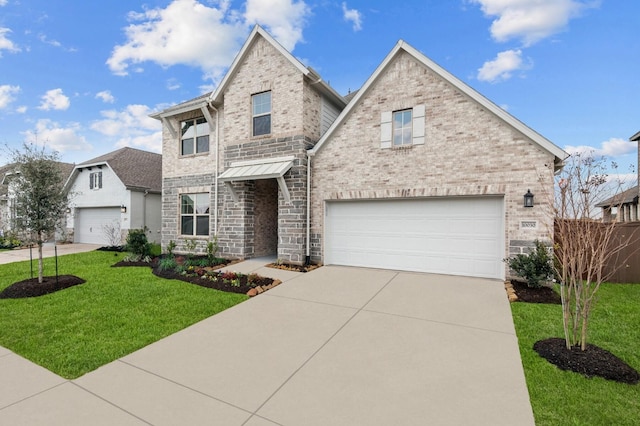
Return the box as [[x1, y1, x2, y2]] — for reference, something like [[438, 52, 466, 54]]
[[0, 0, 638, 180]]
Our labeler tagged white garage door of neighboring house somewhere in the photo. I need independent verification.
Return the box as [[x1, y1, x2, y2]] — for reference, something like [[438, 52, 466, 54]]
[[75, 207, 121, 245], [324, 197, 505, 279]]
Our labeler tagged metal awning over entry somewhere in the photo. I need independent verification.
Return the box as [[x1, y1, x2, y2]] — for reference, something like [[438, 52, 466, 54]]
[[218, 155, 295, 202]]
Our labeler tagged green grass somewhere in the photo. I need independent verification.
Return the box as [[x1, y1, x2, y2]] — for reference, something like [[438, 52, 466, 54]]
[[0, 251, 247, 379], [512, 284, 640, 425]]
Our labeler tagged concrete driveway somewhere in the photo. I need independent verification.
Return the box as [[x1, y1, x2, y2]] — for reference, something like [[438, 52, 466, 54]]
[[0, 263, 534, 425], [0, 243, 101, 265]]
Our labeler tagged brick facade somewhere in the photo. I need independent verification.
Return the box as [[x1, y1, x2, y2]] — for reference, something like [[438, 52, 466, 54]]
[[156, 27, 563, 277], [310, 50, 556, 273]]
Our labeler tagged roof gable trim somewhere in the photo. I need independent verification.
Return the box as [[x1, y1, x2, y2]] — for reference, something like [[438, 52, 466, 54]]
[[309, 41, 567, 164]]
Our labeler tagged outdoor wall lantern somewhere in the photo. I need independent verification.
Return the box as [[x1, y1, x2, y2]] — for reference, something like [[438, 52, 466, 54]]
[[524, 190, 534, 208], [120, 205, 127, 213], [65, 207, 71, 214]]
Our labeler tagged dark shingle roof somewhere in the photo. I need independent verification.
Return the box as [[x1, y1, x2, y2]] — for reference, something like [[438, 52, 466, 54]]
[[78, 147, 162, 193]]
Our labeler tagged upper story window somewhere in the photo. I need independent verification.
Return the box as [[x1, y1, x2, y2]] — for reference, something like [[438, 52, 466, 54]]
[[89, 171, 102, 190], [393, 109, 413, 146], [252, 91, 271, 136], [181, 118, 209, 156], [380, 105, 425, 149]]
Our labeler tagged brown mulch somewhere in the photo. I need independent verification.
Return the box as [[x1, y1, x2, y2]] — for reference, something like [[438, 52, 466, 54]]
[[266, 262, 321, 273], [534, 338, 640, 384], [151, 267, 274, 295], [509, 280, 561, 304], [0, 275, 86, 299]]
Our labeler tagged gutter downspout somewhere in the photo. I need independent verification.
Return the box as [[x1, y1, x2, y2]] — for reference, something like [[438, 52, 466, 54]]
[[208, 101, 220, 235], [143, 189, 148, 236], [305, 152, 312, 265]]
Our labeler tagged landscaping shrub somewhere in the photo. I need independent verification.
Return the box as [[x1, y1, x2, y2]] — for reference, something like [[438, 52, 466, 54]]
[[125, 229, 150, 257], [0, 234, 22, 249], [506, 240, 554, 288]]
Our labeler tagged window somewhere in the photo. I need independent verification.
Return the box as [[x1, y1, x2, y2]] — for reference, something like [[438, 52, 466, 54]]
[[180, 193, 209, 236], [181, 118, 209, 156], [89, 171, 102, 190], [252, 91, 271, 136], [380, 105, 425, 148], [393, 109, 413, 146]]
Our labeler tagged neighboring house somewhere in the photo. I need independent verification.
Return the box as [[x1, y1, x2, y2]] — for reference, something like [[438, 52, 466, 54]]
[[64, 147, 162, 245], [0, 162, 74, 239], [152, 25, 566, 280], [597, 130, 640, 222]]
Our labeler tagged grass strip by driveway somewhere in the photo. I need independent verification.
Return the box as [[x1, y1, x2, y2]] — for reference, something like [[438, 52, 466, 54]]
[[0, 251, 247, 379], [511, 283, 640, 426]]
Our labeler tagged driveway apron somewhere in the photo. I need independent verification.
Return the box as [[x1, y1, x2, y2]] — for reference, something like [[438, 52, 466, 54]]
[[0, 265, 534, 425]]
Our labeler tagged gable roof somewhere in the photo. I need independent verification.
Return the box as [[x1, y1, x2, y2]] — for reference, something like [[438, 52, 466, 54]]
[[151, 25, 345, 120], [308, 40, 568, 169], [630, 130, 640, 142], [0, 161, 74, 197], [595, 186, 639, 208], [71, 147, 162, 193]]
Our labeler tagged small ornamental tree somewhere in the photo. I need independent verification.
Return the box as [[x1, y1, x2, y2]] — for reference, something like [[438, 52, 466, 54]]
[[553, 153, 638, 350], [9, 143, 68, 283]]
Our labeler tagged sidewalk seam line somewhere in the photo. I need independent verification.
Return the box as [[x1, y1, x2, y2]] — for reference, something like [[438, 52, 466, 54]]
[[0, 380, 69, 412], [113, 359, 257, 416], [70, 381, 154, 425]]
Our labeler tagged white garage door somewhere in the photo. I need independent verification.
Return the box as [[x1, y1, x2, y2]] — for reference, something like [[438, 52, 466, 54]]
[[325, 197, 504, 279], [75, 207, 121, 245]]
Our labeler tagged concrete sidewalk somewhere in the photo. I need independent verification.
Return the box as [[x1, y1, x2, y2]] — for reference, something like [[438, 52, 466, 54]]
[[0, 243, 101, 265], [0, 261, 534, 425]]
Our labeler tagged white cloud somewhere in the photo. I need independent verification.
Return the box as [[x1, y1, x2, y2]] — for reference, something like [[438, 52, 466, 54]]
[[470, 0, 597, 47], [95, 90, 115, 103], [107, 0, 246, 82], [16, 105, 27, 113], [244, 0, 310, 50], [108, 0, 310, 82], [341, 2, 362, 31], [565, 137, 637, 158], [0, 1, 7, 6], [477, 49, 527, 82], [0, 84, 20, 109], [166, 78, 181, 91], [0, 27, 20, 56], [91, 104, 162, 152], [38, 88, 70, 110], [21, 119, 92, 153]]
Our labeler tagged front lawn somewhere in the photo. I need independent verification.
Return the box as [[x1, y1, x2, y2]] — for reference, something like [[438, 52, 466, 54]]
[[511, 283, 640, 425], [0, 251, 247, 379]]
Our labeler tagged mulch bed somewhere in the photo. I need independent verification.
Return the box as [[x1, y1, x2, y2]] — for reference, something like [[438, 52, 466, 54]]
[[0, 275, 86, 299], [509, 281, 639, 384], [112, 256, 277, 295], [151, 267, 275, 295], [509, 280, 561, 304], [534, 338, 640, 384], [266, 262, 321, 273]]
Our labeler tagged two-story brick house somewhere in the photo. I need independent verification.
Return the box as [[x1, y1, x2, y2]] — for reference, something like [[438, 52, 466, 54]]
[[152, 26, 346, 263], [153, 25, 567, 280]]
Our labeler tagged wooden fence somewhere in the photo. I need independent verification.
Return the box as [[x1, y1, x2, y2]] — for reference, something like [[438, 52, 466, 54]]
[[555, 220, 640, 284], [603, 222, 640, 283]]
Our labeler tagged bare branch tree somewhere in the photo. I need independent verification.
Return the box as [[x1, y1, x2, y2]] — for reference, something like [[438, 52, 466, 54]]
[[102, 220, 122, 246], [554, 153, 639, 350]]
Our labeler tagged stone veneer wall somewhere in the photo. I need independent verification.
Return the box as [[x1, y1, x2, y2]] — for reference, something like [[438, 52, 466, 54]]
[[220, 135, 313, 264], [161, 173, 215, 254]]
